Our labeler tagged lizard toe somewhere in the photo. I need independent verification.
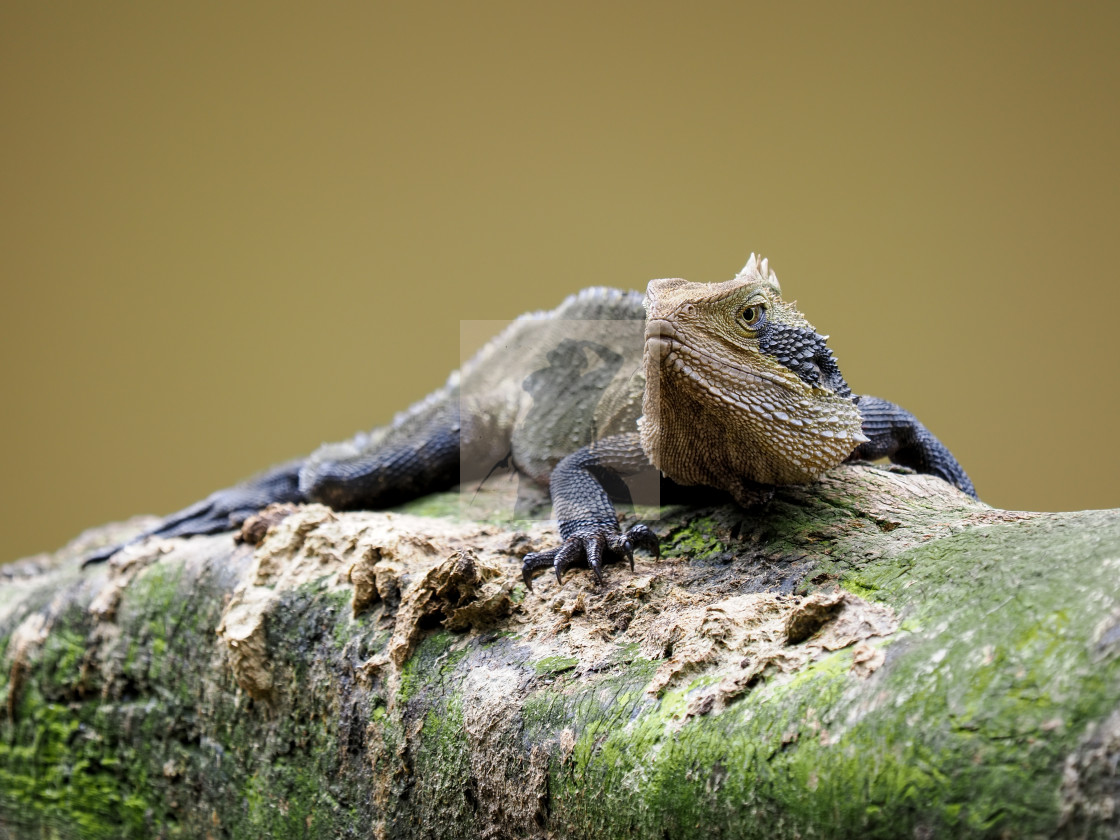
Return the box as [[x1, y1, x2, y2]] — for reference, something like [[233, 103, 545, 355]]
[[553, 538, 590, 585], [521, 548, 560, 590], [607, 533, 635, 572], [577, 532, 608, 584], [624, 523, 660, 559]]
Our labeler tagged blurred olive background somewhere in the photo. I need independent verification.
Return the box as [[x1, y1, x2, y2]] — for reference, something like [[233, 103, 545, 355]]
[[2, 2, 1118, 562]]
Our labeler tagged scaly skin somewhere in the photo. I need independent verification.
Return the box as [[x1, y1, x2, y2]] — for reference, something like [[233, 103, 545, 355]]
[[82, 256, 976, 588]]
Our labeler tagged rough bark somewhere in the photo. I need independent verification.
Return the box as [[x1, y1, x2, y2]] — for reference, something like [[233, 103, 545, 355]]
[[2, 464, 1120, 839]]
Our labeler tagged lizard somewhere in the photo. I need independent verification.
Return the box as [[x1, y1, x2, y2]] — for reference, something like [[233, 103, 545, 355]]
[[82, 254, 976, 587]]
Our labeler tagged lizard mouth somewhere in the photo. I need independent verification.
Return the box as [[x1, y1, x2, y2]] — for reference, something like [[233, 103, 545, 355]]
[[644, 319, 679, 361], [644, 319, 795, 393]]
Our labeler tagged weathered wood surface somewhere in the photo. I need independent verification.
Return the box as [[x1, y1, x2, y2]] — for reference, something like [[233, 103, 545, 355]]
[[2, 464, 1119, 839]]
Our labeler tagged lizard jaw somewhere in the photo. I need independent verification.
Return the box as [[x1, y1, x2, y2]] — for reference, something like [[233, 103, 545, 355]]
[[644, 318, 799, 395]]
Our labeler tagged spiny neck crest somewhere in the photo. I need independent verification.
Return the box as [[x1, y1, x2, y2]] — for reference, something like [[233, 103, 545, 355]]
[[734, 252, 781, 291]]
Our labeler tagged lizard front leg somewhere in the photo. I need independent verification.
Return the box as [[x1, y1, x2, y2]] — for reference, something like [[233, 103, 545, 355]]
[[847, 395, 977, 499], [521, 432, 659, 589]]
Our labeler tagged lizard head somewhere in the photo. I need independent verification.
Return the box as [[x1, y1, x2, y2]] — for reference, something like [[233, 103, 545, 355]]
[[639, 254, 866, 498]]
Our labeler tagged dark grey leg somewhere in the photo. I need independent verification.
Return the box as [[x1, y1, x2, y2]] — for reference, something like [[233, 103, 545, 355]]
[[521, 432, 659, 588], [848, 396, 977, 499]]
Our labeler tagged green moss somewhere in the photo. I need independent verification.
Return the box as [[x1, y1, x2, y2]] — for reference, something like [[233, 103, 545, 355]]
[[1, 545, 400, 839], [531, 648, 941, 837], [34, 623, 90, 696], [391, 490, 465, 519], [533, 654, 579, 675], [397, 630, 469, 705], [835, 575, 877, 599], [406, 699, 478, 834], [662, 516, 725, 558], [520, 656, 660, 748], [0, 687, 156, 838], [0, 557, 235, 837], [239, 760, 340, 839]]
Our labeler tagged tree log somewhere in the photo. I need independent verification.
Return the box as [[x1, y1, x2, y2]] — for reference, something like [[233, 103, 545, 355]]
[[2, 464, 1120, 838]]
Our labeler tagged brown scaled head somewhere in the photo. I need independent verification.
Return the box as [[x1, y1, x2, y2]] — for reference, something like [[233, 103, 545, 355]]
[[644, 254, 824, 396], [639, 254, 864, 492]]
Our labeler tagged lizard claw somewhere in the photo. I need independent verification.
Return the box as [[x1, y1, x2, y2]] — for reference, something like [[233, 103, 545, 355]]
[[582, 531, 607, 584], [521, 524, 659, 590], [608, 523, 660, 571], [624, 523, 660, 559], [521, 550, 558, 589], [611, 535, 635, 572]]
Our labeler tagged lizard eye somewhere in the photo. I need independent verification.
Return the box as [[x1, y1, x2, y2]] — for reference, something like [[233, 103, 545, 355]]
[[739, 304, 767, 330]]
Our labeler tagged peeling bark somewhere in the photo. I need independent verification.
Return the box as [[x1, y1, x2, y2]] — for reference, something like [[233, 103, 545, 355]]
[[2, 464, 1120, 838]]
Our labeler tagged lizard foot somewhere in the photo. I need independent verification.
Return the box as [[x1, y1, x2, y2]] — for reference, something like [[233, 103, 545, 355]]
[[521, 524, 659, 590], [81, 461, 305, 567]]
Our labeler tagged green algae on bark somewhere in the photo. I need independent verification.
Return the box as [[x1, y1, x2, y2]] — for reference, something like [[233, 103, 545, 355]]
[[2, 466, 1119, 838]]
